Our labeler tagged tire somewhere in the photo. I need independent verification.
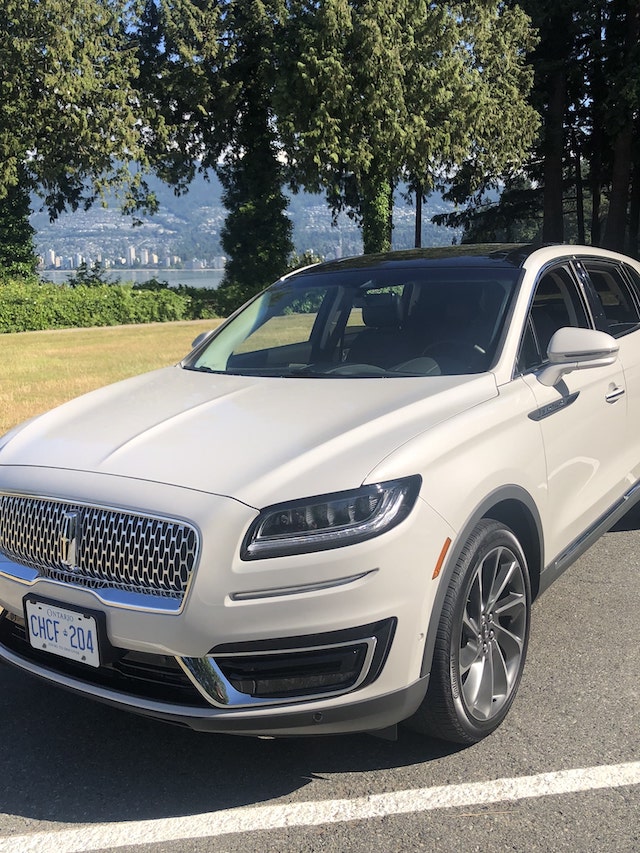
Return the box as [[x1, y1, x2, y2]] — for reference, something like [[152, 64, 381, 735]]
[[408, 519, 531, 744]]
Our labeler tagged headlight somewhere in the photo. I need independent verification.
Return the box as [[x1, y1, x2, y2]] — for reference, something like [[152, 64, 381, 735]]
[[241, 476, 421, 559]]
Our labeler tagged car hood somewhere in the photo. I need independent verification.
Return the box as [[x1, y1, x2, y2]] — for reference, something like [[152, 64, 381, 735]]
[[0, 366, 497, 507]]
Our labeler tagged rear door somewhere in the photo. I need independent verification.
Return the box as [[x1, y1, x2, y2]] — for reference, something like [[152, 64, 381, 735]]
[[579, 257, 640, 484]]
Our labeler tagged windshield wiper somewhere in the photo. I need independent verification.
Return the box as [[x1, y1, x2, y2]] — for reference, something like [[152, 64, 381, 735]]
[[182, 364, 219, 374]]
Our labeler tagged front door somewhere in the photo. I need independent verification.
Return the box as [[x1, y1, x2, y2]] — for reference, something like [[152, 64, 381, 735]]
[[518, 262, 628, 564]]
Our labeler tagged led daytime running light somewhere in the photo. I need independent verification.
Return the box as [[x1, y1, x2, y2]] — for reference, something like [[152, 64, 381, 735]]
[[242, 476, 421, 559]]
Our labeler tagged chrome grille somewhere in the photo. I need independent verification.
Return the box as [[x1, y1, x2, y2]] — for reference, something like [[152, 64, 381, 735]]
[[0, 495, 199, 600]]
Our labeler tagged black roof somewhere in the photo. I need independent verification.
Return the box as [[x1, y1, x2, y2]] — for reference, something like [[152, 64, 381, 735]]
[[300, 243, 538, 275]]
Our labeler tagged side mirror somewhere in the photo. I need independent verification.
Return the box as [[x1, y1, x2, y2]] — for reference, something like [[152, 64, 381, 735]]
[[537, 327, 619, 387], [191, 330, 215, 349]]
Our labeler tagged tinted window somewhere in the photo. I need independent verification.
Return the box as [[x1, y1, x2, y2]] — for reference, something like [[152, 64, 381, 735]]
[[583, 261, 640, 337], [518, 266, 590, 372], [624, 264, 640, 298]]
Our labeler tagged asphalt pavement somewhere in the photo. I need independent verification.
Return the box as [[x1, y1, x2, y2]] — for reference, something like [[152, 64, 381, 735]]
[[0, 506, 638, 852]]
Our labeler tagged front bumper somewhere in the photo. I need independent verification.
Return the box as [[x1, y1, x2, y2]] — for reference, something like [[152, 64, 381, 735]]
[[0, 467, 453, 735], [0, 610, 429, 735]]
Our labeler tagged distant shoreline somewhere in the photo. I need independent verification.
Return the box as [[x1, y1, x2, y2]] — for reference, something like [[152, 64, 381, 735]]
[[42, 268, 225, 289]]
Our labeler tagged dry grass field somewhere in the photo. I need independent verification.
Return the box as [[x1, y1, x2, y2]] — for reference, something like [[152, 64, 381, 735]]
[[0, 319, 222, 435]]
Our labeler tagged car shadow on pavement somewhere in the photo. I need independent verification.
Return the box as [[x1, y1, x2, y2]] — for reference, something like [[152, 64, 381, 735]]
[[610, 499, 640, 532], [0, 665, 464, 825]]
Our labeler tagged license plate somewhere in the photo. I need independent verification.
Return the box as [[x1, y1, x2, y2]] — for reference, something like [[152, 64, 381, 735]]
[[25, 598, 101, 668]]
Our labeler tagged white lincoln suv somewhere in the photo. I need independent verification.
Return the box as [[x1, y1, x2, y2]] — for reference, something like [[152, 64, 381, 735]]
[[1, 243, 638, 744]]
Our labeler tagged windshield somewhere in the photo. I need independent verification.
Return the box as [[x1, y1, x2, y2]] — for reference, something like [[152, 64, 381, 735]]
[[184, 265, 522, 378]]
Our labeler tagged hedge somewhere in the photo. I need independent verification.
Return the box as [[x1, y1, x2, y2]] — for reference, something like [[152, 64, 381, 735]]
[[0, 277, 215, 333], [132, 279, 221, 320]]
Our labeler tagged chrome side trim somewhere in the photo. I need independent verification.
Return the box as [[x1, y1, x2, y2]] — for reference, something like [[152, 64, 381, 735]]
[[541, 478, 640, 594], [528, 392, 580, 421], [178, 637, 377, 708], [229, 570, 377, 601]]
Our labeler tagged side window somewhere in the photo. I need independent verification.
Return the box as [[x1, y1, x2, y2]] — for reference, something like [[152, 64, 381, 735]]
[[583, 262, 640, 337], [518, 267, 590, 372], [624, 264, 640, 300]]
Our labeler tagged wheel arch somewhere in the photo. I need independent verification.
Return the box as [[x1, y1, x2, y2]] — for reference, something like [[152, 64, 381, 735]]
[[419, 486, 543, 680]]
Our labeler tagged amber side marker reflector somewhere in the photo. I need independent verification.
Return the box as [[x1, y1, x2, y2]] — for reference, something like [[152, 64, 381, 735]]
[[432, 537, 452, 580]]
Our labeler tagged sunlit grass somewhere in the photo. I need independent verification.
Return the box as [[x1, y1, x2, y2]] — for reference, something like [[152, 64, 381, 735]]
[[0, 319, 222, 435]]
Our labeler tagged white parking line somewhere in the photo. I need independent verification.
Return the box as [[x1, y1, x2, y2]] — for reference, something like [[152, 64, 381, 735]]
[[2, 761, 639, 853]]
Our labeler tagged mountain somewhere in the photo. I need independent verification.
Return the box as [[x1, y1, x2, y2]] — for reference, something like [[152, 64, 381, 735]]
[[31, 172, 461, 269]]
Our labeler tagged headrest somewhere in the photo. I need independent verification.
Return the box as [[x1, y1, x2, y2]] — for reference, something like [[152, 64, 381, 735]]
[[362, 293, 402, 328]]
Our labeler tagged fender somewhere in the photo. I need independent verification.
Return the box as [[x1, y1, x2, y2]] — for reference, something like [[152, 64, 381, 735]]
[[419, 484, 544, 680]]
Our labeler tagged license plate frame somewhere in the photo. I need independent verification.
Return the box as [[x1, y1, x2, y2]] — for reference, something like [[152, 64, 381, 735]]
[[23, 595, 104, 668]]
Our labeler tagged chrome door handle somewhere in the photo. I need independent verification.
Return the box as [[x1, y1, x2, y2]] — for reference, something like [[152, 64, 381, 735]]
[[605, 386, 626, 403]]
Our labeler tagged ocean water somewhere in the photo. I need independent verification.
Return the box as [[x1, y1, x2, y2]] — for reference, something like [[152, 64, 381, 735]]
[[43, 268, 224, 289]]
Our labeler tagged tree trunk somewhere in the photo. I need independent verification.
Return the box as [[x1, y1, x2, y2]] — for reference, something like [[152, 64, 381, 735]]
[[542, 66, 566, 242], [361, 167, 393, 254], [590, 128, 603, 246], [572, 130, 585, 244], [602, 4, 639, 253], [627, 122, 640, 258], [587, 3, 605, 246], [628, 163, 640, 258], [414, 183, 422, 248], [603, 124, 634, 252]]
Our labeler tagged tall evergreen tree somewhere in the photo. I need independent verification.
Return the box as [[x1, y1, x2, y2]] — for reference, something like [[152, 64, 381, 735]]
[[276, 0, 408, 253], [216, 1, 293, 309], [453, 1, 640, 254], [136, 0, 293, 308], [520, 0, 580, 243], [276, 1, 538, 252], [407, 2, 538, 245], [135, 0, 223, 189], [599, 0, 640, 252]]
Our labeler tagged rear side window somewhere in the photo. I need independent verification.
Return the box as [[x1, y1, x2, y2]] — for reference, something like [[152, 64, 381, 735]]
[[583, 261, 640, 337], [624, 263, 640, 306]]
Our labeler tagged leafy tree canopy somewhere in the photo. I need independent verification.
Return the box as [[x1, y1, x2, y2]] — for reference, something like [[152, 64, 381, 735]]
[[0, 177, 37, 276], [275, 1, 539, 252], [0, 0, 147, 219]]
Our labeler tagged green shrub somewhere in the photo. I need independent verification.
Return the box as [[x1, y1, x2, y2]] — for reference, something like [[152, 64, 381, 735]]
[[133, 280, 221, 320], [0, 276, 190, 333], [67, 261, 115, 287]]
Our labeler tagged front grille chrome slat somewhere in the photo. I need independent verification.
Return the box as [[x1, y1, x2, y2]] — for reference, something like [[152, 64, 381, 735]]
[[0, 495, 199, 601]]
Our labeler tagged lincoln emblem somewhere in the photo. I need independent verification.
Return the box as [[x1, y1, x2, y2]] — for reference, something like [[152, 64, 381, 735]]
[[60, 510, 80, 570]]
